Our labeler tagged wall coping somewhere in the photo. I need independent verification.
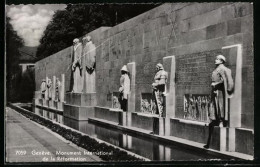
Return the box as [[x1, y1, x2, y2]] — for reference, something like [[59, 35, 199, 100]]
[[236, 127, 254, 133], [133, 112, 159, 118], [171, 117, 209, 126]]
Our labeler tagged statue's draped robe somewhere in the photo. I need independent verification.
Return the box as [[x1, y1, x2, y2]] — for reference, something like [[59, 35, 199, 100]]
[[72, 43, 83, 93], [83, 41, 96, 93], [209, 64, 234, 121], [153, 70, 168, 117]]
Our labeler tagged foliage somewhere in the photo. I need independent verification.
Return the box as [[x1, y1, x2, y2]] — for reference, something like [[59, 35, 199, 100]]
[[18, 68, 35, 102], [6, 17, 24, 102], [36, 3, 159, 59]]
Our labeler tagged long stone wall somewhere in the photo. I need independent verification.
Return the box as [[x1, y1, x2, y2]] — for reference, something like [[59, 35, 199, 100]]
[[35, 3, 253, 129]]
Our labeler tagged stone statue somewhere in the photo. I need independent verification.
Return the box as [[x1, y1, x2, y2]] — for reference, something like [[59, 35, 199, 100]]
[[55, 77, 61, 101], [47, 77, 52, 100], [152, 63, 168, 117], [119, 65, 130, 111], [204, 54, 234, 149], [40, 79, 46, 99], [83, 35, 96, 93], [71, 38, 83, 93]]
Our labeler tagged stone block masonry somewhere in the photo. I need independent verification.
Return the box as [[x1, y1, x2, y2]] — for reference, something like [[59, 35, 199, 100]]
[[34, 3, 253, 155]]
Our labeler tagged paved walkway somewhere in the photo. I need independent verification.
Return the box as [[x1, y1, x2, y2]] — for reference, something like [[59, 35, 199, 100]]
[[5, 107, 102, 163]]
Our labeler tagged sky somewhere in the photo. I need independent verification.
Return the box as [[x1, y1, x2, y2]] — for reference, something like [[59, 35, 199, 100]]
[[6, 4, 67, 47]]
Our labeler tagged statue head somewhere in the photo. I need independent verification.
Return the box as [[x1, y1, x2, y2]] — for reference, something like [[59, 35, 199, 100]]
[[83, 35, 91, 42], [156, 63, 164, 71], [73, 38, 79, 45], [121, 65, 128, 74], [215, 55, 226, 65]]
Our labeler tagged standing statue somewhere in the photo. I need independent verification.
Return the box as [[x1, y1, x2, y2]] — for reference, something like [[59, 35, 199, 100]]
[[204, 55, 234, 149], [55, 77, 61, 101], [71, 38, 83, 93], [119, 65, 130, 111], [83, 35, 96, 93], [47, 78, 52, 100], [152, 63, 168, 117], [40, 79, 46, 99]]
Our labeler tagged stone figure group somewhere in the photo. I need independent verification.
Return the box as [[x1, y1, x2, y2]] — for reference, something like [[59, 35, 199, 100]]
[[184, 94, 210, 121], [45, 36, 235, 125], [40, 77, 62, 101], [71, 35, 96, 93]]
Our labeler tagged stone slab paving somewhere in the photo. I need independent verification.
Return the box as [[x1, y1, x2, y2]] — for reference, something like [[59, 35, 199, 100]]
[[5, 107, 102, 163]]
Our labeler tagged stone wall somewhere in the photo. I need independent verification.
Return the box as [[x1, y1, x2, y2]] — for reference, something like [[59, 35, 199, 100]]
[[35, 3, 253, 129]]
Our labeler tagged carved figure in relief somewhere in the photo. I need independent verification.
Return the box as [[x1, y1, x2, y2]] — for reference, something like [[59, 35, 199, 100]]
[[204, 55, 234, 149], [83, 35, 96, 93], [71, 38, 83, 93], [40, 79, 46, 99], [113, 96, 121, 109], [152, 63, 168, 117], [119, 65, 130, 111]]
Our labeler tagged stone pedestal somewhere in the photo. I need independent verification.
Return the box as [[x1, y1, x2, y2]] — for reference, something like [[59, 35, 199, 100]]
[[32, 98, 40, 106], [66, 92, 97, 106], [63, 117, 95, 135], [34, 91, 41, 99], [32, 106, 40, 115], [165, 118, 171, 136], [63, 92, 97, 120], [127, 112, 132, 127], [132, 112, 154, 132], [38, 98, 43, 106], [210, 127, 227, 151], [95, 107, 123, 124], [54, 101, 64, 111], [48, 100, 55, 109], [42, 99, 48, 107], [121, 112, 127, 126], [158, 118, 165, 136]]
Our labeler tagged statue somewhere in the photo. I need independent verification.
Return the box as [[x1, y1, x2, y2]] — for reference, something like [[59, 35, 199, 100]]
[[119, 65, 130, 111], [83, 35, 96, 93], [47, 77, 52, 100], [40, 79, 46, 99], [204, 55, 234, 149], [55, 77, 61, 101], [152, 63, 168, 117], [71, 38, 83, 93]]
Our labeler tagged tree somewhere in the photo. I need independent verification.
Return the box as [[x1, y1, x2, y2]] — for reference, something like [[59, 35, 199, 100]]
[[6, 17, 24, 102], [36, 3, 159, 59]]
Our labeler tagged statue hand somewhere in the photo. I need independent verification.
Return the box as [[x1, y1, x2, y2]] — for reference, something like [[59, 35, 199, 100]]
[[211, 83, 216, 87], [152, 83, 157, 89]]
